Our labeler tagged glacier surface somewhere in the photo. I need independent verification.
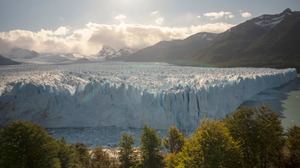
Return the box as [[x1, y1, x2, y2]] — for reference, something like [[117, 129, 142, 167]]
[[0, 62, 297, 130]]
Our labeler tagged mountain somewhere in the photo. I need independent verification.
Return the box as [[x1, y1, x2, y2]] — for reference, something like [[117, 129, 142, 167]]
[[0, 55, 20, 65], [5, 48, 39, 60], [5, 48, 84, 64], [97, 45, 135, 60], [123, 9, 300, 71], [124, 32, 217, 64], [197, 8, 300, 70]]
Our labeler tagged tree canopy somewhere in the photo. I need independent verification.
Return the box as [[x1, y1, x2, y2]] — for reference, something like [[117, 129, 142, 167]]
[[176, 120, 242, 168], [140, 125, 164, 168], [0, 121, 61, 168]]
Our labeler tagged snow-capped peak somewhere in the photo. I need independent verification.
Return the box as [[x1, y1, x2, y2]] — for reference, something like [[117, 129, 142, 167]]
[[254, 8, 293, 28], [97, 45, 120, 58], [97, 45, 135, 60], [282, 8, 292, 15]]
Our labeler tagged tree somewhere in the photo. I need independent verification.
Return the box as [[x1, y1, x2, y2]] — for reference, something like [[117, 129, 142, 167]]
[[163, 126, 184, 154], [57, 138, 82, 168], [140, 125, 164, 168], [0, 121, 61, 168], [224, 106, 284, 168], [164, 153, 177, 168], [285, 126, 300, 167], [257, 106, 284, 168], [73, 143, 90, 168], [176, 120, 242, 168], [118, 133, 137, 168], [90, 147, 118, 168]]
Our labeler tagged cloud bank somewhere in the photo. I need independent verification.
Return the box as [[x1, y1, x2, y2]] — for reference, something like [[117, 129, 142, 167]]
[[204, 11, 235, 20], [240, 12, 252, 18], [0, 22, 234, 56]]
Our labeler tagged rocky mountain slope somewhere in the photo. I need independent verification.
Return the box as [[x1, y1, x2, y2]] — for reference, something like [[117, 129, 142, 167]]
[[97, 45, 135, 60], [123, 9, 300, 71], [0, 55, 20, 65]]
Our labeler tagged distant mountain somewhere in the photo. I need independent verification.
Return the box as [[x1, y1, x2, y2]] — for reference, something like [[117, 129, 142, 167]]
[[197, 8, 300, 70], [124, 32, 217, 63], [5, 48, 39, 60], [97, 45, 135, 60], [123, 9, 300, 71], [72, 58, 90, 63], [0, 55, 20, 65]]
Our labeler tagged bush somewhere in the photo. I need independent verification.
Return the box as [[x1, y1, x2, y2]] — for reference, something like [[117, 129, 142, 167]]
[[90, 147, 118, 168]]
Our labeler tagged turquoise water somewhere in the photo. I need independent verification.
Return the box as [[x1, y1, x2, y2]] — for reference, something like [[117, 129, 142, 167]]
[[281, 86, 300, 128], [243, 76, 300, 129]]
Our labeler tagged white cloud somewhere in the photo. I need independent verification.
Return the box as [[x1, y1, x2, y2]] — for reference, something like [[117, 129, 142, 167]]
[[228, 14, 235, 19], [197, 15, 201, 19], [150, 10, 164, 25], [54, 26, 70, 36], [204, 11, 235, 20], [114, 14, 127, 21], [151, 10, 159, 15], [155, 17, 164, 25], [240, 12, 252, 18], [0, 22, 235, 56]]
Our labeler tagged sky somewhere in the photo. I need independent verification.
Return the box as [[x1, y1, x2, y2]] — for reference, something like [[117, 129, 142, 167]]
[[0, 0, 299, 56]]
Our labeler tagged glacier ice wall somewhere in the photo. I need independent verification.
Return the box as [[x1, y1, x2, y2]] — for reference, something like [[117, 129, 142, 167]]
[[0, 62, 297, 130]]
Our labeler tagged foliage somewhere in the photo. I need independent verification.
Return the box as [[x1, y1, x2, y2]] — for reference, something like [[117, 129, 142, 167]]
[[285, 126, 300, 167], [176, 120, 242, 168], [90, 147, 118, 168], [1, 106, 299, 168], [57, 138, 83, 168], [118, 133, 137, 168], [0, 121, 61, 168], [163, 126, 185, 154], [164, 153, 178, 168], [73, 143, 90, 168], [224, 106, 284, 168], [140, 125, 164, 168]]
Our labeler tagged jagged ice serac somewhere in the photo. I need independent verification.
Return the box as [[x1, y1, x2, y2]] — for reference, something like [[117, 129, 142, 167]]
[[0, 62, 297, 131]]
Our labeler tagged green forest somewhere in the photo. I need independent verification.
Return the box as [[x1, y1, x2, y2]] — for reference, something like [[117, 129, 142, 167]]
[[1, 106, 300, 168]]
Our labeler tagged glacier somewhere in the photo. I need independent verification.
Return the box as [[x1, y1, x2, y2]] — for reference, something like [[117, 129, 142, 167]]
[[0, 62, 297, 131]]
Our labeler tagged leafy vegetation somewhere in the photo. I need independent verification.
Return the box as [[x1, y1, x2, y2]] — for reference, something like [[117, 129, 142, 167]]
[[224, 106, 284, 167], [163, 126, 185, 154], [176, 120, 242, 168], [1, 106, 300, 168], [0, 121, 61, 168], [285, 126, 300, 167], [90, 147, 118, 168], [118, 133, 137, 168], [140, 125, 164, 168]]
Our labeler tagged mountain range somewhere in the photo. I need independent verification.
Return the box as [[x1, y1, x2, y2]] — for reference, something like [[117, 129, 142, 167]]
[[122, 9, 300, 71], [1, 9, 299, 71], [96, 45, 135, 60], [0, 55, 20, 65]]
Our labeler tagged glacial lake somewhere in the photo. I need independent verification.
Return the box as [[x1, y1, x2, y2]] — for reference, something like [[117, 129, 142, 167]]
[[243, 76, 300, 129]]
